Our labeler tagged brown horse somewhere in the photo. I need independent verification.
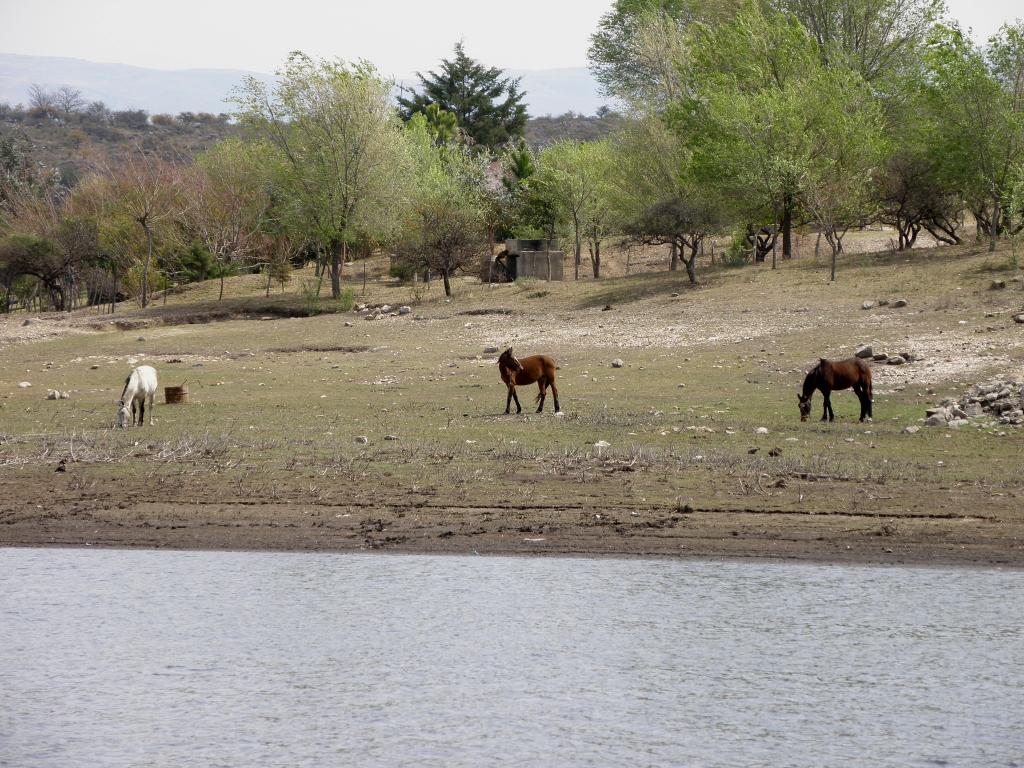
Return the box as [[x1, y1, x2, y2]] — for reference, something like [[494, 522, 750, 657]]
[[497, 347, 561, 414], [799, 357, 873, 422]]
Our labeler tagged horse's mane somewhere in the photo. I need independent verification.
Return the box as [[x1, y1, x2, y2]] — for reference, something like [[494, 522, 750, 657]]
[[802, 364, 821, 397], [120, 375, 131, 400]]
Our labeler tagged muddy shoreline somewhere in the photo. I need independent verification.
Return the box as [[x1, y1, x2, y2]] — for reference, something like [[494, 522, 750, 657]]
[[3, 498, 1020, 569]]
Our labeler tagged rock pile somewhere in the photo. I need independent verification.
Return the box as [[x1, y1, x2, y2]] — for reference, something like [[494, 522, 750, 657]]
[[924, 379, 1024, 427], [854, 345, 918, 366]]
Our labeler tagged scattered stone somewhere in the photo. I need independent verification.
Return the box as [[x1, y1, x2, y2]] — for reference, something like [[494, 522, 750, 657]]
[[768, 447, 782, 457], [45, 390, 71, 400], [380, 304, 392, 313], [355, 436, 369, 444], [593, 440, 611, 456], [483, 345, 499, 354], [891, 299, 908, 308], [398, 306, 411, 315], [887, 355, 906, 366], [877, 299, 890, 307], [924, 414, 948, 427], [903, 425, 920, 434], [925, 378, 1024, 427], [872, 352, 889, 362], [22, 318, 36, 326], [671, 293, 680, 298], [17, 381, 31, 388], [755, 427, 769, 434], [611, 358, 625, 368], [344, 321, 353, 327], [602, 305, 613, 311], [90, 364, 100, 370], [137, 336, 146, 342], [862, 301, 874, 310], [990, 279, 1006, 290], [384, 434, 400, 441], [855, 345, 873, 359], [747, 447, 759, 454], [1013, 314, 1024, 324]]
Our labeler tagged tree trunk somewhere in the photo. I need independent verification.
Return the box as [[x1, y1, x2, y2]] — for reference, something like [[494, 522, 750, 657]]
[[590, 237, 600, 279], [782, 195, 792, 258], [670, 241, 679, 271], [574, 224, 581, 280], [330, 240, 342, 298], [266, 269, 272, 297], [219, 271, 225, 301], [684, 248, 697, 284], [442, 268, 452, 297], [141, 221, 153, 308], [990, 198, 1000, 253]]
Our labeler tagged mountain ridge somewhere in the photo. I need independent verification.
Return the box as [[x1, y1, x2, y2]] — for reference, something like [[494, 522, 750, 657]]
[[0, 52, 605, 117]]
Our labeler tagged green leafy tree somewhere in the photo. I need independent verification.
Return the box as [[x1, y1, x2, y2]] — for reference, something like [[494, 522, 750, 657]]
[[534, 140, 618, 279], [920, 24, 1024, 252], [589, 0, 737, 106], [773, 0, 944, 84], [398, 43, 528, 152], [234, 53, 411, 298], [398, 121, 489, 296]]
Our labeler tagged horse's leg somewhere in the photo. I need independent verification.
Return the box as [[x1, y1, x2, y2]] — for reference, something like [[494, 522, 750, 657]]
[[512, 388, 523, 414], [138, 397, 145, 427], [505, 386, 513, 415], [536, 378, 547, 413], [149, 391, 155, 425], [828, 393, 835, 422], [820, 390, 829, 422], [551, 381, 561, 413], [131, 400, 138, 426]]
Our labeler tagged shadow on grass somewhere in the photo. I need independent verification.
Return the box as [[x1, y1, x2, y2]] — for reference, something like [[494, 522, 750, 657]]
[[575, 271, 702, 309]]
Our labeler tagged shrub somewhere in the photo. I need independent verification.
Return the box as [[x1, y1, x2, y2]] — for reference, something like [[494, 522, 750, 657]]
[[336, 287, 355, 312]]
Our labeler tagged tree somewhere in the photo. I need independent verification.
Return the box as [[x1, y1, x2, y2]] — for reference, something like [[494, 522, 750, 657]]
[[680, 1, 823, 259], [589, 0, 737, 106], [611, 116, 698, 271], [422, 103, 459, 145], [26, 84, 54, 114], [920, 24, 1024, 252], [625, 197, 725, 282], [534, 140, 617, 279], [234, 53, 410, 298], [53, 86, 85, 118], [773, 0, 944, 84], [98, 151, 182, 307], [399, 130, 489, 296], [181, 138, 272, 300], [398, 42, 528, 152]]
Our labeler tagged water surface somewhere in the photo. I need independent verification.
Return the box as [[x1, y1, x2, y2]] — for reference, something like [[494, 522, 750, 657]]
[[1, 549, 1022, 767]]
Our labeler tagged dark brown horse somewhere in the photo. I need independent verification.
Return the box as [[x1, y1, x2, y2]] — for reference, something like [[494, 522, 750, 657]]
[[799, 357, 873, 422], [497, 347, 561, 414]]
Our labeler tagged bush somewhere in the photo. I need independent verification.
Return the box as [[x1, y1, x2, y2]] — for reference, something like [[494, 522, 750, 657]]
[[299, 278, 322, 316], [723, 229, 752, 268], [336, 287, 355, 312], [389, 261, 416, 283]]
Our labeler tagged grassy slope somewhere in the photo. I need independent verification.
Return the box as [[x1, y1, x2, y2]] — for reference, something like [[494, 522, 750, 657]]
[[1, 240, 1023, 563]]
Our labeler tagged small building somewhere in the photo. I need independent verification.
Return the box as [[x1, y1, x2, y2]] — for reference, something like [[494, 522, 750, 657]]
[[480, 239, 565, 282]]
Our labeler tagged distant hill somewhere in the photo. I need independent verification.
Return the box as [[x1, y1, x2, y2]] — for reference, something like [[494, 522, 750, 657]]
[[0, 53, 607, 118]]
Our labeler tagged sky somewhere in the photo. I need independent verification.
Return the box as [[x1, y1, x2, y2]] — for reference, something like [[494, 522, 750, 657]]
[[0, 0, 1020, 75]]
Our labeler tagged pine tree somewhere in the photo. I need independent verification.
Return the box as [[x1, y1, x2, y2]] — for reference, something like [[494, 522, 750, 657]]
[[398, 43, 528, 152]]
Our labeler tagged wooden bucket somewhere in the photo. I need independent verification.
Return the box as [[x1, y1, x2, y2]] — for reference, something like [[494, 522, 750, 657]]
[[164, 382, 189, 404]]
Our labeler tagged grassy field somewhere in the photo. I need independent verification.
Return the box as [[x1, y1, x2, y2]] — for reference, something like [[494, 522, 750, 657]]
[[2, 239, 1023, 565]]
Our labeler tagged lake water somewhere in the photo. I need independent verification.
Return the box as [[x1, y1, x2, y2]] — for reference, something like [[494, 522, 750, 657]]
[[1, 548, 1022, 767]]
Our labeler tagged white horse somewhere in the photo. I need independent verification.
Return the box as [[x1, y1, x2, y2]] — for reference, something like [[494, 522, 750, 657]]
[[118, 365, 158, 428]]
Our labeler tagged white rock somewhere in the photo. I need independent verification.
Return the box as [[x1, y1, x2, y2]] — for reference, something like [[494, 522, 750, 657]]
[[398, 306, 411, 315], [755, 427, 769, 434], [903, 425, 920, 434], [355, 436, 369, 444], [17, 381, 31, 388], [611, 358, 625, 368], [862, 301, 874, 310]]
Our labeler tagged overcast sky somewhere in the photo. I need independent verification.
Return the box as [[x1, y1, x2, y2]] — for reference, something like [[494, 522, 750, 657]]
[[0, 0, 1020, 75]]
